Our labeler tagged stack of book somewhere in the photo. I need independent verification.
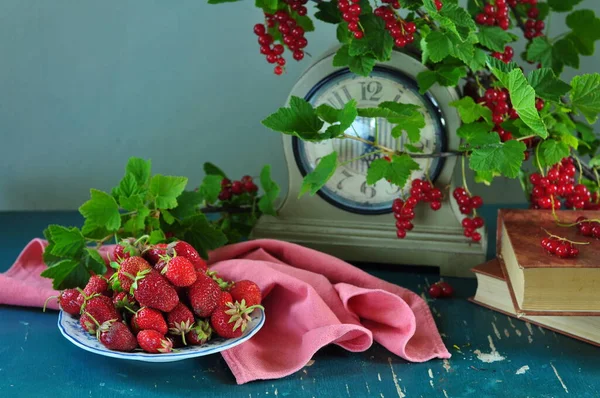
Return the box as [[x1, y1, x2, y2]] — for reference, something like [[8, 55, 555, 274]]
[[470, 209, 600, 346]]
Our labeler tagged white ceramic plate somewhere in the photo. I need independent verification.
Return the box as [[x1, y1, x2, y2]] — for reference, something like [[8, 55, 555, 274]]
[[58, 308, 265, 362]]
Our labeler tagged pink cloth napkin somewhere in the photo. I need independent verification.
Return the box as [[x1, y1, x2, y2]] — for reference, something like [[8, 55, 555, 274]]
[[1, 238, 450, 384]]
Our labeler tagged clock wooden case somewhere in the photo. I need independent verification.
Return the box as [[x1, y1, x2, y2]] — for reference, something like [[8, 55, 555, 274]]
[[251, 47, 486, 277]]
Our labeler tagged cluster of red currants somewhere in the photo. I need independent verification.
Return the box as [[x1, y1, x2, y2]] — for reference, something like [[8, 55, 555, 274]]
[[254, 10, 307, 75], [374, 4, 417, 48], [338, 0, 364, 39], [541, 237, 580, 258], [479, 88, 518, 142], [428, 281, 454, 299], [576, 217, 600, 239], [218, 176, 258, 201], [492, 45, 514, 64], [284, 0, 308, 16], [512, 0, 545, 39], [453, 187, 484, 242], [475, 0, 511, 30], [393, 178, 443, 239], [529, 158, 594, 210]]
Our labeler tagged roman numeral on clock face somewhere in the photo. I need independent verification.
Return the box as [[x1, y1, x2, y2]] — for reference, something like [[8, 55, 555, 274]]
[[327, 86, 353, 108]]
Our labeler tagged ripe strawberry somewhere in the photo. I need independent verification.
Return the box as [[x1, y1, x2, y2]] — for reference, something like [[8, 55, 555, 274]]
[[80, 313, 97, 334], [168, 241, 207, 272], [83, 295, 121, 325], [118, 256, 152, 292], [161, 256, 197, 287], [83, 275, 109, 297], [186, 319, 213, 345], [137, 330, 173, 353], [167, 303, 195, 343], [112, 291, 136, 311], [113, 238, 139, 262], [211, 301, 255, 339], [154, 259, 167, 272], [98, 321, 137, 352], [187, 272, 220, 317], [132, 307, 168, 335], [132, 269, 179, 312], [217, 291, 233, 307], [57, 289, 82, 315], [229, 280, 262, 307], [143, 243, 168, 265]]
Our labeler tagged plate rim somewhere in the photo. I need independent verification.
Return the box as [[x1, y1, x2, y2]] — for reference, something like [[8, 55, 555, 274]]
[[58, 308, 265, 362]]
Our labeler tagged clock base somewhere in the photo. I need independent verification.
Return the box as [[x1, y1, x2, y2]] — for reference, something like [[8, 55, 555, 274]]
[[250, 215, 487, 278]]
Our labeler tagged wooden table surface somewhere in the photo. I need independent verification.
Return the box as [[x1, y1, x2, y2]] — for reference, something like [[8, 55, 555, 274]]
[[1, 210, 598, 398]]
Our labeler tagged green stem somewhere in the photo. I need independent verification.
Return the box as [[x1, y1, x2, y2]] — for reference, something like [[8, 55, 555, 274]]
[[542, 228, 590, 245], [535, 142, 545, 176], [573, 155, 584, 184], [551, 33, 568, 44], [374, 118, 379, 146], [461, 155, 471, 197], [350, 125, 362, 139], [516, 135, 536, 142], [339, 150, 385, 167]]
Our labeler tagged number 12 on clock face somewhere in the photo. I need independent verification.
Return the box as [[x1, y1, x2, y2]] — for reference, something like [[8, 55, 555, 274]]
[[292, 66, 447, 215]]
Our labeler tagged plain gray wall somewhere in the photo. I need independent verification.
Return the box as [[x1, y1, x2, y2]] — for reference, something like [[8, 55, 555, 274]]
[[0, 0, 597, 210]]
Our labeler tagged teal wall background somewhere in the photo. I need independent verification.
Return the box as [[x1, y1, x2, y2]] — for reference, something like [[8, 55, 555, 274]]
[[0, 0, 597, 210]]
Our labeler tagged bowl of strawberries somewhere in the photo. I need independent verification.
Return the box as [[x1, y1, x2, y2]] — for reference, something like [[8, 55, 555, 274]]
[[53, 240, 265, 362]]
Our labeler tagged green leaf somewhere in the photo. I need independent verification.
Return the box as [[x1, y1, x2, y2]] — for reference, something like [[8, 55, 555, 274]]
[[470, 140, 527, 178], [589, 155, 600, 168], [299, 152, 338, 197], [83, 248, 107, 276], [45, 225, 85, 257], [385, 155, 421, 188], [526, 37, 553, 67], [526, 68, 571, 102], [79, 189, 121, 232], [417, 65, 468, 94], [555, 124, 579, 150], [539, 139, 571, 167], [570, 73, 600, 124], [294, 14, 314, 32], [258, 164, 280, 216], [553, 38, 580, 69], [117, 172, 145, 211], [423, 0, 475, 39], [336, 23, 352, 44], [575, 121, 597, 143], [379, 102, 425, 142], [161, 208, 175, 225], [262, 96, 325, 141], [149, 175, 188, 210], [315, 1, 342, 24], [366, 158, 390, 185], [177, 214, 228, 259], [424, 31, 455, 63], [474, 170, 498, 185], [149, 230, 166, 245], [567, 10, 600, 43], [449, 97, 493, 124], [548, 0, 583, 12], [125, 158, 151, 187], [316, 99, 358, 138], [404, 144, 424, 153], [332, 44, 378, 77], [203, 162, 227, 178], [119, 194, 145, 212], [349, 14, 393, 61], [123, 206, 150, 235], [493, 68, 548, 138], [457, 122, 497, 146], [41, 259, 89, 290], [199, 174, 222, 205], [477, 26, 517, 52], [254, 0, 277, 11], [170, 190, 203, 220]]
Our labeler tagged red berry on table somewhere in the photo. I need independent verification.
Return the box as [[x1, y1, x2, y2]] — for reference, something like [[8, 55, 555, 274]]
[[98, 321, 138, 352], [112, 291, 136, 311], [137, 330, 173, 353], [428, 284, 442, 299], [438, 282, 454, 297]]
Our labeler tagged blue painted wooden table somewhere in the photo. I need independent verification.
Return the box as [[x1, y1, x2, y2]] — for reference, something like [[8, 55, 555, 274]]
[[1, 209, 599, 398]]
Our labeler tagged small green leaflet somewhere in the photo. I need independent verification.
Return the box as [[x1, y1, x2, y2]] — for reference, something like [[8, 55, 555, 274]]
[[124, 206, 150, 235], [169, 190, 203, 220], [575, 121, 597, 143], [336, 23, 351, 44], [149, 175, 188, 210], [457, 122, 497, 147], [589, 155, 600, 168], [469, 140, 527, 179], [332, 45, 377, 77], [477, 27, 517, 53], [254, 0, 277, 12], [149, 230, 166, 245], [526, 36, 580, 74], [40, 259, 89, 290], [449, 97, 492, 124], [417, 65, 468, 94], [262, 96, 325, 141], [526, 68, 571, 102], [315, 1, 342, 24], [366, 155, 420, 188], [116, 172, 145, 211], [570, 73, 600, 124], [379, 102, 425, 142], [203, 162, 227, 178], [539, 139, 571, 167], [423, 0, 476, 40], [548, 0, 583, 12], [553, 123, 579, 150], [160, 209, 175, 225], [258, 164, 280, 216], [79, 189, 121, 232], [45, 225, 85, 257], [489, 67, 548, 138], [199, 174, 222, 204], [526, 37, 553, 67], [424, 31, 454, 63], [566, 10, 600, 56], [349, 14, 393, 61], [83, 248, 107, 276], [126, 157, 152, 187], [316, 100, 358, 137], [299, 152, 338, 197], [176, 214, 228, 259]]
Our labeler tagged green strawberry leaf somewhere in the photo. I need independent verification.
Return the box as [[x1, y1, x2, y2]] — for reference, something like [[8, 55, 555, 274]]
[[160, 209, 175, 225], [299, 152, 338, 197], [149, 175, 188, 210], [570, 73, 600, 124], [258, 164, 280, 216], [449, 97, 493, 124], [79, 189, 121, 232], [469, 140, 527, 178], [526, 68, 571, 102]]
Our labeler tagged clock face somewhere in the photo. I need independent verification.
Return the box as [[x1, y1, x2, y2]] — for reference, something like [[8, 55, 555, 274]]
[[293, 66, 447, 215]]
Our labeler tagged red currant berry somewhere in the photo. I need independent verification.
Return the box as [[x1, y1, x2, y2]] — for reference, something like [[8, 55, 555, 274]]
[[397, 229, 407, 239], [430, 201, 442, 211], [438, 281, 453, 297], [231, 181, 244, 195], [462, 218, 474, 229], [428, 284, 442, 298], [472, 232, 482, 242], [293, 50, 305, 61], [254, 24, 266, 36], [470, 196, 483, 209], [472, 217, 484, 228]]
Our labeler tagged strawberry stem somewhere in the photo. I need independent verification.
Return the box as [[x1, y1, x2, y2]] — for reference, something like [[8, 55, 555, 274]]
[[43, 295, 58, 312]]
